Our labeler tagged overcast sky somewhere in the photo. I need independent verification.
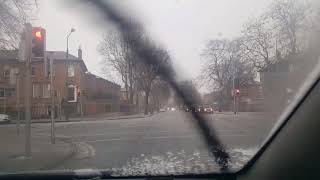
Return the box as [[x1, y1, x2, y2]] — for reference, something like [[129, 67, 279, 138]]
[[33, 0, 272, 89]]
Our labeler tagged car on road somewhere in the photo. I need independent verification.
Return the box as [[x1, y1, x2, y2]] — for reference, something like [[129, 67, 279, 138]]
[[196, 106, 204, 113], [185, 106, 196, 112], [159, 108, 166, 112], [0, 114, 10, 124], [203, 106, 214, 114]]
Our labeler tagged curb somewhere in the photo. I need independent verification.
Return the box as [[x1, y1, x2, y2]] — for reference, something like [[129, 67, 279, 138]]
[[9, 113, 155, 124], [39, 136, 77, 170]]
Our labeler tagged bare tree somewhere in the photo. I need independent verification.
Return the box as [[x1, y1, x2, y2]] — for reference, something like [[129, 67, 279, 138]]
[[99, 30, 130, 101], [0, 0, 36, 49], [239, 0, 313, 70], [98, 27, 142, 104], [240, 17, 277, 70], [150, 78, 171, 111], [135, 42, 172, 114], [201, 39, 255, 110], [268, 0, 311, 55]]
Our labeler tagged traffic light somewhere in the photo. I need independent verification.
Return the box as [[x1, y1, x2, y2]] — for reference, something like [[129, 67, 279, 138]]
[[77, 89, 81, 98], [32, 27, 46, 58], [235, 89, 240, 95]]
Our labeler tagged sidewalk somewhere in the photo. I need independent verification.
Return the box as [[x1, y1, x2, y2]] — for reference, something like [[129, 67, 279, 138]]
[[11, 112, 154, 124], [0, 128, 75, 173]]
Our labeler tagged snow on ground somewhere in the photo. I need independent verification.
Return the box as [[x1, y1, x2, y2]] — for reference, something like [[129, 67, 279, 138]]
[[109, 147, 259, 176]]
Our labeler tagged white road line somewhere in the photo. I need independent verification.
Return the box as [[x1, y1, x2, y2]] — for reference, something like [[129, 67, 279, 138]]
[[67, 130, 171, 138], [72, 134, 248, 143], [55, 129, 247, 138]]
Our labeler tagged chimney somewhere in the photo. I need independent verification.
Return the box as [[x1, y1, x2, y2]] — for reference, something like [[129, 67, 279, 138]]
[[78, 46, 82, 60]]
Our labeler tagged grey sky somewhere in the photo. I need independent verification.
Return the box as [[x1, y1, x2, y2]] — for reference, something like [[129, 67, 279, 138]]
[[34, 0, 272, 87]]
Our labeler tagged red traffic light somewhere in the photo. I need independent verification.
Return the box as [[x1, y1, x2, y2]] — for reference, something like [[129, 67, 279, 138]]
[[31, 27, 46, 58], [235, 89, 240, 94], [35, 31, 42, 40], [32, 27, 43, 40]]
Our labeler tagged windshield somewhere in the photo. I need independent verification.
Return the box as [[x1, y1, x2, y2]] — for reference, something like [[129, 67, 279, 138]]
[[0, 0, 320, 177]]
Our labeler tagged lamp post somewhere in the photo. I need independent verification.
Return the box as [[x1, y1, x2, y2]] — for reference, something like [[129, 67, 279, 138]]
[[66, 28, 75, 59]]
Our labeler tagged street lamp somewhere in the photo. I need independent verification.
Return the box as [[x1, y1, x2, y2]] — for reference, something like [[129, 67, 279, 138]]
[[66, 28, 76, 59]]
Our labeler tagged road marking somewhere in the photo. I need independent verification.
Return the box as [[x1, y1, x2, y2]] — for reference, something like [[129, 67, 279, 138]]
[[57, 129, 247, 138], [72, 134, 248, 143], [66, 130, 171, 138]]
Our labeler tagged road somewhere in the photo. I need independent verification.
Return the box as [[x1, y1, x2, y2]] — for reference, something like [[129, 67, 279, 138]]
[[1, 111, 274, 175]]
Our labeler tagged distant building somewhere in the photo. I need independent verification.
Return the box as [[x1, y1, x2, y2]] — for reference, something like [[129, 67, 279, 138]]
[[237, 82, 264, 112], [84, 72, 120, 114], [0, 49, 120, 118], [260, 53, 318, 115], [203, 81, 264, 112], [120, 88, 129, 103]]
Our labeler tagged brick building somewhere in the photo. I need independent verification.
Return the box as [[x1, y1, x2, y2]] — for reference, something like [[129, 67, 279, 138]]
[[237, 82, 264, 112], [203, 81, 264, 112], [0, 49, 120, 118]]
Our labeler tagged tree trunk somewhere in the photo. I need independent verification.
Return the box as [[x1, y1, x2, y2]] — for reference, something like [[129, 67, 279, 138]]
[[129, 85, 134, 104], [125, 80, 129, 102], [135, 91, 139, 113], [128, 62, 134, 104], [144, 90, 149, 115], [218, 90, 224, 111]]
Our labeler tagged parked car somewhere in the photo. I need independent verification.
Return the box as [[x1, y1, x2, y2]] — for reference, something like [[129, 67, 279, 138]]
[[0, 114, 10, 124]]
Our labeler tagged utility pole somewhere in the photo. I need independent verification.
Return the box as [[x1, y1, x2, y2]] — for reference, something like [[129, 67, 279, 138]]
[[50, 53, 55, 144]]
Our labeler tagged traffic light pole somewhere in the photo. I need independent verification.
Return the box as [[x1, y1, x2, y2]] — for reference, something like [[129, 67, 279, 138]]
[[16, 72, 20, 135], [25, 56, 32, 157], [50, 54, 56, 144], [233, 75, 237, 115]]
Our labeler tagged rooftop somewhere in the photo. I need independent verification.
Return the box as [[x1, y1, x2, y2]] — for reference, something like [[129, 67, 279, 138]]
[[85, 71, 120, 87], [46, 51, 79, 60], [0, 50, 18, 60], [0, 50, 79, 61]]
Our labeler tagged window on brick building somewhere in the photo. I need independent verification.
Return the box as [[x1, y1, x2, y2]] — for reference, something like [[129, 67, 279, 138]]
[[0, 88, 4, 97], [0, 88, 13, 97], [31, 66, 36, 76], [67, 85, 76, 102], [5, 88, 15, 97], [3, 69, 10, 79], [42, 84, 51, 98], [52, 64, 56, 76], [32, 84, 41, 98], [68, 65, 75, 77]]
